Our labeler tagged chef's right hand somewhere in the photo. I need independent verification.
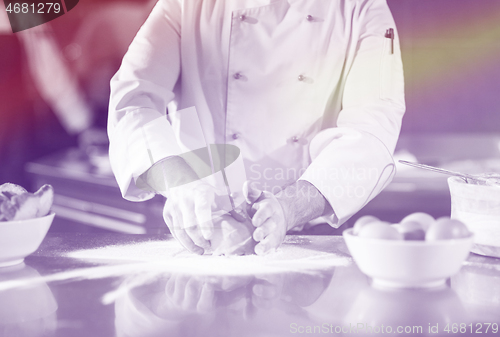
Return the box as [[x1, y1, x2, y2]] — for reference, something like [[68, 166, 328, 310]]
[[163, 180, 216, 254]]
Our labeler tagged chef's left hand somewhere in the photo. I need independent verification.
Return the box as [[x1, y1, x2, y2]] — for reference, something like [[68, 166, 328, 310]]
[[243, 181, 288, 255]]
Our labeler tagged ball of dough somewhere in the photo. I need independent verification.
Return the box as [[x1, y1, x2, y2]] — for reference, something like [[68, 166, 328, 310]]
[[210, 212, 256, 256]]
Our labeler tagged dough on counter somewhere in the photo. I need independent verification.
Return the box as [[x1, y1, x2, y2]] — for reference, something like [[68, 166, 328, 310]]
[[209, 212, 256, 256]]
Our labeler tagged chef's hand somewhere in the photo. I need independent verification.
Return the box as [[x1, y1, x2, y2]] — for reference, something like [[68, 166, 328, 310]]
[[243, 181, 288, 255], [243, 180, 333, 255], [155, 156, 217, 255], [163, 180, 216, 255]]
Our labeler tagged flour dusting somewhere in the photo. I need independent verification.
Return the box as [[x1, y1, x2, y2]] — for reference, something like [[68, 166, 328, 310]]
[[0, 236, 351, 300], [66, 236, 352, 276]]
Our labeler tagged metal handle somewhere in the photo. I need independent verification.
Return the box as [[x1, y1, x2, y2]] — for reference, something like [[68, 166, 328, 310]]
[[398, 160, 482, 183]]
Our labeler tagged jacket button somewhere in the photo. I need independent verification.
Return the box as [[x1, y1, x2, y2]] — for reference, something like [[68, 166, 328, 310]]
[[298, 75, 305, 81], [233, 72, 242, 79], [292, 136, 299, 142], [239, 15, 246, 21], [232, 133, 240, 140], [306, 15, 314, 21]]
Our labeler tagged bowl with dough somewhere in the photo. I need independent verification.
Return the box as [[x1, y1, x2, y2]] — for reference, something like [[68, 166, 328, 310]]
[[0, 183, 55, 267], [448, 176, 500, 258], [343, 228, 473, 288]]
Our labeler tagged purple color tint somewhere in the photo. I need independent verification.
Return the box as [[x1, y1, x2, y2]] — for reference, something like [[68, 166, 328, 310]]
[[1, 233, 498, 337], [387, 0, 500, 134]]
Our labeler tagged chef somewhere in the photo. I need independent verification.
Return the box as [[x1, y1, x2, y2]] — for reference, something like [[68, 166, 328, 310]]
[[108, 0, 405, 255]]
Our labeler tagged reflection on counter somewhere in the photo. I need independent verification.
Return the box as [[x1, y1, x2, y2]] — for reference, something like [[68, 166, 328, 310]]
[[109, 262, 486, 337], [113, 271, 335, 337], [452, 254, 500, 322], [0, 263, 57, 337], [0, 234, 499, 337], [344, 285, 467, 335]]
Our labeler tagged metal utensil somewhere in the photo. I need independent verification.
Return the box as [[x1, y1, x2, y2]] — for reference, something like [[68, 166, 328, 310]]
[[398, 160, 486, 184]]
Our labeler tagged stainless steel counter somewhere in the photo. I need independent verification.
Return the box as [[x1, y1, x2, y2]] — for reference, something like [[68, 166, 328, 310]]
[[1, 233, 499, 337]]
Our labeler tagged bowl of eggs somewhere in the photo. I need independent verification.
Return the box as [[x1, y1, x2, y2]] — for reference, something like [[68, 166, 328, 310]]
[[343, 213, 474, 289]]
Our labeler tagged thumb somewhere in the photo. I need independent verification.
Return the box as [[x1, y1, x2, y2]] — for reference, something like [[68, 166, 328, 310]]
[[243, 181, 263, 204]]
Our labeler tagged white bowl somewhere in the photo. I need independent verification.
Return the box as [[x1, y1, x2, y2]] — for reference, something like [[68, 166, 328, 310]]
[[0, 213, 54, 267], [343, 228, 474, 288], [449, 176, 500, 258]]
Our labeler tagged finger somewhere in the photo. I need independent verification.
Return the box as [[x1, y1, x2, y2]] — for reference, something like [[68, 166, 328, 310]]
[[252, 200, 275, 228], [253, 218, 277, 242], [173, 226, 204, 254], [165, 276, 177, 300], [194, 189, 214, 240], [179, 199, 198, 228], [170, 205, 185, 232], [184, 226, 211, 250], [254, 235, 278, 255], [183, 278, 202, 311], [163, 203, 175, 234], [251, 292, 273, 309], [164, 214, 177, 241], [179, 203, 211, 250], [172, 275, 190, 305], [253, 274, 284, 299], [243, 181, 263, 204], [197, 283, 215, 313]]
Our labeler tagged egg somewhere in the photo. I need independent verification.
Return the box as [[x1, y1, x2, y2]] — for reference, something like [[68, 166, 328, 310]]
[[390, 223, 402, 231], [426, 218, 471, 241], [399, 221, 426, 241], [358, 222, 403, 240], [352, 215, 380, 235], [353, 215, 380, 235], [401, 212, 435, 232]]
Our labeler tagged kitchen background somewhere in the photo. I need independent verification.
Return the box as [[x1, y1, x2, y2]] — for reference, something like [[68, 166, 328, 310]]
[[1, 0, 500, 234]]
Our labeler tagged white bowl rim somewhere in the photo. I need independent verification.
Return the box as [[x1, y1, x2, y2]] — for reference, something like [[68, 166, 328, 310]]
[[343, 228, 474, 246], [448, 176, 500, 189], [0, 212, 55, 226]]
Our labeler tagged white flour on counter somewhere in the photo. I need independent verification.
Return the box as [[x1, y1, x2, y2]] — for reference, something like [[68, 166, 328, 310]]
[[65, 237, 352, 276], [0, 237, 351, 294]]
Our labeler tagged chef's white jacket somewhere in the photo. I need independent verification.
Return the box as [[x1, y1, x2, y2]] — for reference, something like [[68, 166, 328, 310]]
[[108, 0, 405, 227]]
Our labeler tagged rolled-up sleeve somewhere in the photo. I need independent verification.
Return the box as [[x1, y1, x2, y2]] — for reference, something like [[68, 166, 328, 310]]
[[300, 0, 405, 226], [108, 0, 183, 201]]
